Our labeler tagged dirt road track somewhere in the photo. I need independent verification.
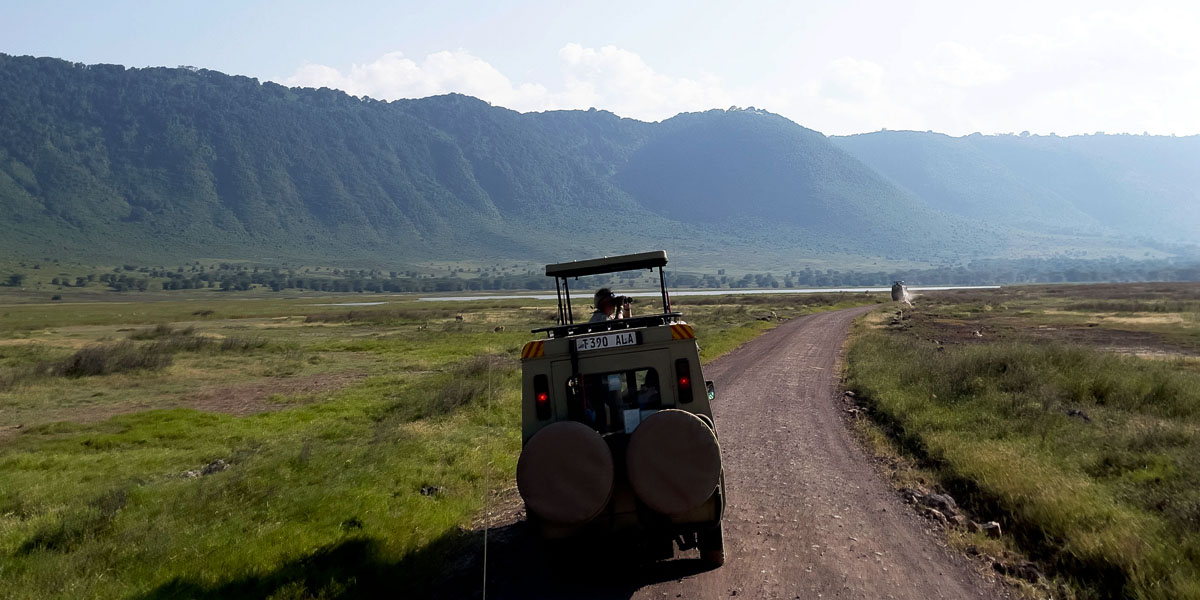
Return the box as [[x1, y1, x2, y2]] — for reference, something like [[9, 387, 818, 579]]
[[454, 306, 1007, 599]]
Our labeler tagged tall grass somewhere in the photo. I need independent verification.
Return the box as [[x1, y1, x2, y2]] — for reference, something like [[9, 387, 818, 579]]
[[0, 294, 874, 598], [848, 329, 1200, 599], [1062, 300, 1200, 313], [304, 309, 456, 324], [0, 327, 268, 391], [55, 341, 174, 377]]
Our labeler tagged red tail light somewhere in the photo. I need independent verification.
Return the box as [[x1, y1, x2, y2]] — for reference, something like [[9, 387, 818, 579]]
[[675, 358, 693, 403], [534, 374, 551, 420]]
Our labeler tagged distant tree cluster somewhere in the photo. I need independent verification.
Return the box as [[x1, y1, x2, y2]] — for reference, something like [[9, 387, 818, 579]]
[[25, 256, 1200, 297], [99, 273, 150, 292]]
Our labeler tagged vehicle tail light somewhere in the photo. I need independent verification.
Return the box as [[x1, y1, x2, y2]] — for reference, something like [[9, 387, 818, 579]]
[[534, 374, 551, 420], [675, 358, 693, 403]]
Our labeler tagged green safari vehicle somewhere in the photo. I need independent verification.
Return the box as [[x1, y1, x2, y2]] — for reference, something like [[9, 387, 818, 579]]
[[516, 250, 726, 567]]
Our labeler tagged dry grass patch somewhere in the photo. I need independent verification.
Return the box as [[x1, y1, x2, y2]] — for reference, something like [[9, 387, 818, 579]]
[[183, 371, 370, 415]]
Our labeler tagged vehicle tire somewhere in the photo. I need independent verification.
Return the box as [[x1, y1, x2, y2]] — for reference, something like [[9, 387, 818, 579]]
[[517, 421, 614, 525], [698, 523, 725, 568]]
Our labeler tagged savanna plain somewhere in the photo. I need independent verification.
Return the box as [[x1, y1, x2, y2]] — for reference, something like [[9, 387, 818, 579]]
[[0, 286, 871, 599], [3, 283, 1199, 599]]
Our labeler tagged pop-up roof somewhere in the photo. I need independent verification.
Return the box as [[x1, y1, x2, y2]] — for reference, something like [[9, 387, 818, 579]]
[[545, 251, 668, 278], [537, 250, 680, 337]]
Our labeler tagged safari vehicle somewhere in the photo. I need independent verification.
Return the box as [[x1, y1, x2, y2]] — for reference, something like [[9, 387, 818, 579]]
[[516, 251, 726, 567]]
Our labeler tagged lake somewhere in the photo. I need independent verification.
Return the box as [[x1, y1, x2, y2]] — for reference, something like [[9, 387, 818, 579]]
[[416, 285, 1000, 302]]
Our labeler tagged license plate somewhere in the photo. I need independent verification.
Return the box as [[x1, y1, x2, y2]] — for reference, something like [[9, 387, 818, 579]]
[[575, 331, 638, 352]]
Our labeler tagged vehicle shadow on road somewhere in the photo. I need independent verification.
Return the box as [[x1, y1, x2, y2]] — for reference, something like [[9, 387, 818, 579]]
[[132, 519, 712, 600], [470, 520, 718, 600]]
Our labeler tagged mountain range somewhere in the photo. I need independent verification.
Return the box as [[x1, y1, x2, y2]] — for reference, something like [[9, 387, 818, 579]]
[[1, 53, 1196, 270]]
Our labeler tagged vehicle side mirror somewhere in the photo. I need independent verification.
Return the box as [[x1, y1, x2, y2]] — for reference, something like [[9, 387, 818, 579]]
[[705, 380, 715, 401]]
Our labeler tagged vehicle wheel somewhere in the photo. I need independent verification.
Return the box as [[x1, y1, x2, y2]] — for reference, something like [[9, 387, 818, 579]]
[[698, 523, 725, 568]]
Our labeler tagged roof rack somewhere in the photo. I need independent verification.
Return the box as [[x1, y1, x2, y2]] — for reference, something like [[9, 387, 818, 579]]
[[539, 250, 674, 334], [531, 313, 684, 339]]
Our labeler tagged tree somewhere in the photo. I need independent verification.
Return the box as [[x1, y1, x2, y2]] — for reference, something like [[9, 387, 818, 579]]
[[6, 273, 24, 287]]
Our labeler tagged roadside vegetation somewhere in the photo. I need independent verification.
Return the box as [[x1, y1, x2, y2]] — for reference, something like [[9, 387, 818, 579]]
[[846, 283, 1200, 599], [0, 288, 877, 598]]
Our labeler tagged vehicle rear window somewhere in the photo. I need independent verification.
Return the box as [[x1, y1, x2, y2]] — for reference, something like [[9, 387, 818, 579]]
[[565, 368, 661, 433]]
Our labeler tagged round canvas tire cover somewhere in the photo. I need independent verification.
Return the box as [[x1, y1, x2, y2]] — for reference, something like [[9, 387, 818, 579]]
[[517, 421, 614, 525], [626, 409, 721, 516]]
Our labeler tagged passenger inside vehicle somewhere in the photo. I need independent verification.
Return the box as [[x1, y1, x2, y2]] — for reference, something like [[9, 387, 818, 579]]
[[566, 368, 662, 433], [636, 369, 661, 408]]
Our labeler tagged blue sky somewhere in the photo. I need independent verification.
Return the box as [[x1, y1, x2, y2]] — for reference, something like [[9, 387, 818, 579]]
[[4, 0, 1198, 136]]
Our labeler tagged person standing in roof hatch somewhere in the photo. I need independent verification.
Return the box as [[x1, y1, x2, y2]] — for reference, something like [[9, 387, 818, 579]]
[[589, 287, 633, 323]]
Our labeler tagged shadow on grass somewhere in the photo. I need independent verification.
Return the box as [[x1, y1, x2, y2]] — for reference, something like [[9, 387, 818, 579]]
[[137, 519, 715, 600]]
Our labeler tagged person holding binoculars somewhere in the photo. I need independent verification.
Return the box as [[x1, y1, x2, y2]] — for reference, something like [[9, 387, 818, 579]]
[[589, 287, 634, 323]]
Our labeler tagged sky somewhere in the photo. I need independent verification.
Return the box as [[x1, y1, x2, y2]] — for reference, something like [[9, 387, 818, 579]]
[[3, 0, 1199, 136]]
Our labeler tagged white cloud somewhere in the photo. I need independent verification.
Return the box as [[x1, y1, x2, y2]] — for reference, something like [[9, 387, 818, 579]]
[[819, 57, 885, 101], [284, 50, 549, 111], [278, 18, 1200, 137], [555, 43, 734, 119], [282, 44, 736, 122], [916, 42, 1010, 87]]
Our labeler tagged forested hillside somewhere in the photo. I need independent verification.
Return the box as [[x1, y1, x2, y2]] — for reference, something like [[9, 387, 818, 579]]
[[0, 54, 1194, 269]]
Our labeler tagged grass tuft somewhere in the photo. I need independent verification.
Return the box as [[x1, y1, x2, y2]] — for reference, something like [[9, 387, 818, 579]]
[[848, 315, 1200, 599]]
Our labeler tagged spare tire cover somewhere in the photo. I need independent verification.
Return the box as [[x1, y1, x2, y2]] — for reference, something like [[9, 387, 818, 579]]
[[626, 409, 722, 516], [517, 421, 614, 525]]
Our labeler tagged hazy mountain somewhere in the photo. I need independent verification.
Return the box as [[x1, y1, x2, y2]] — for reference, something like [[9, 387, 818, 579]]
[[831, 130, 1200, 245], [617, 110, 990, 260], [0, 54, 1191, 270]]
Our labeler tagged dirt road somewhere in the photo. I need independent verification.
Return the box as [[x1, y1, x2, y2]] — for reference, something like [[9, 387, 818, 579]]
[[461, 306, 1006, 599]]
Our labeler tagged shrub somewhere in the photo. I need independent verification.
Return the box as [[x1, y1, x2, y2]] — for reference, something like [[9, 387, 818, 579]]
[[220, 336, 268, 352], [55, 342, 172, 377], [128, 324, 195, 340], [304, 309, 453, 324]]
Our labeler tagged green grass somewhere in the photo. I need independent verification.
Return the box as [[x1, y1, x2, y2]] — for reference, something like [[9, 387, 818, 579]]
[[847, 289, 1200, 599], [0, 290, 879, 598], [1, 353, 522, 599]]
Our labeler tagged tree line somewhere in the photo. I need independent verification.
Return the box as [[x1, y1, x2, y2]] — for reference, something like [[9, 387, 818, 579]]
[[11, 256, 1200, 295]]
